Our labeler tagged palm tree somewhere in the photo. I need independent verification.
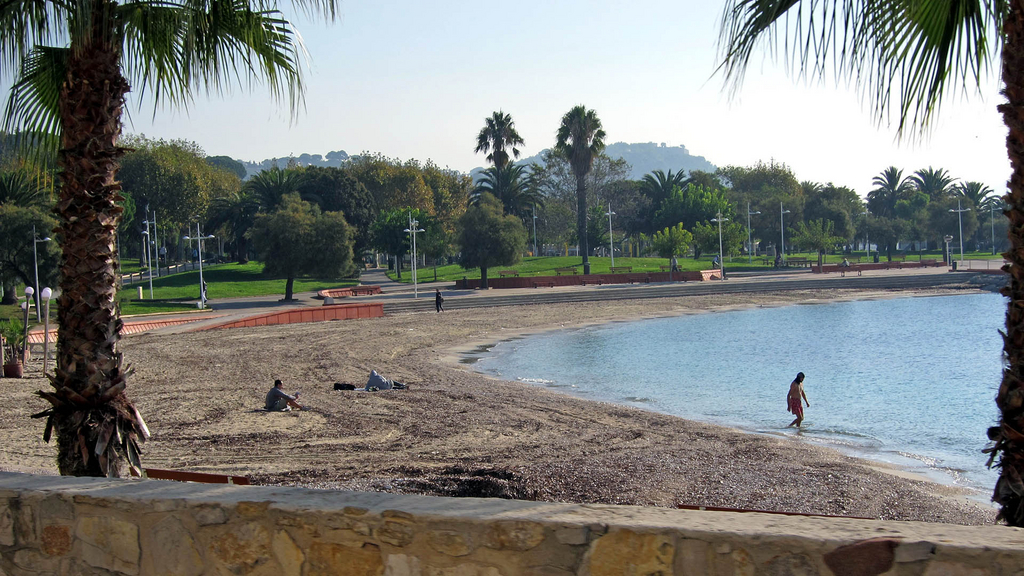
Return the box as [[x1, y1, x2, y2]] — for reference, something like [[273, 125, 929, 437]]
[[475, 111, 525, 170], [911, 167, 957, 199], [956, 181, 997, 208], [5, 0, 337, 477], [788, 219, 844, 267], [718, 0, 1024, 526], [245, 166, 309, 212], [0, 168, 50, 208], [471, 163, 544, 220], [867, 167, 914, 219], [640, 169, 687, 208], [206, 191, 260, 263], [555, 105, 606, 275]]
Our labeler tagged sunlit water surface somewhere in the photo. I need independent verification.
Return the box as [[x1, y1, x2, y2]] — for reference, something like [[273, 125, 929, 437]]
[[471, 293, 1004, 491]]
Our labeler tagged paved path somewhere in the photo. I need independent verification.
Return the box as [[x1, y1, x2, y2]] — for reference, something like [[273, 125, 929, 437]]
[[90, 263, 1001, 337]]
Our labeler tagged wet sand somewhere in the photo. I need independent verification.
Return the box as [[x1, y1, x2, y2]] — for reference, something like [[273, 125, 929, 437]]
[[0, 285, 998, 525]]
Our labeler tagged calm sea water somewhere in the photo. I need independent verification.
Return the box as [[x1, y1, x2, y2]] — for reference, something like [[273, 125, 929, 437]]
[[471, 293, 1005, 491]]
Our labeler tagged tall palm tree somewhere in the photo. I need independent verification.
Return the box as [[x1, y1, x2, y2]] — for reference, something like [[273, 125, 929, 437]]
[[867, 167, 914, 219], [718, 0, 1024, 526], [206, 191, 260, 263], [471, 163, 544, 220], [555, 105, 605, 274], [956, 181, 997, 208], [911, 167, 957, 199], [5, 0, 337, 477], [245, 166, 309, 212], [475, 111, 525, 170], [0, 168, 50, 208]]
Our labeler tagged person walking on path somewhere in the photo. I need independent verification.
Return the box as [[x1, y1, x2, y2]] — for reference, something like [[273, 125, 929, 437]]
[[435, 289, 444, 313], [787, 372, 809, 427]]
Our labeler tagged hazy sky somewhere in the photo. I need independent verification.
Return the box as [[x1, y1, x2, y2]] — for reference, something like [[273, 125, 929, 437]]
[[121, 1, 1008, 198]]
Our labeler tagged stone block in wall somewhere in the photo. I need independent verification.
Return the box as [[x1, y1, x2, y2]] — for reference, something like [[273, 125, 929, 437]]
[[206, 521, 271, 571], [423, 563, 502, 576], [554, 526, 588, 546], [922, 563, 989, 576], [190, 505, 227, 526], [426, 529, 474, 557], [0, 504, 13, 547], [482, 521, 545, 551], [144, 516, 202, 576], [676, 539, 711, 575], [272, 530, 304, 576], [40, 524, 72, 557], [13, 548, 59, 573], [384, 553, 421, 576], [308, 541, 383, 576], [580, 529, 674, 576], [75, 515, 140, 575], [763, 552, 816, 576]]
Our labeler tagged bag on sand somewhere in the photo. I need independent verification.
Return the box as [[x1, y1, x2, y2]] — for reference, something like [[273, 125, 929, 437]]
[[334, 382, 357, 391]]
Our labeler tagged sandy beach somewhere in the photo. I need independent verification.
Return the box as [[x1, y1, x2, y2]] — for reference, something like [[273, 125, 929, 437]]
[[0, 284, 999, 525]]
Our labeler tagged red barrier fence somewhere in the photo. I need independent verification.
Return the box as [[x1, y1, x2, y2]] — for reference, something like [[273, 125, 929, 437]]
[[454, 270, 721, 289], [201, 302, 384, 330]]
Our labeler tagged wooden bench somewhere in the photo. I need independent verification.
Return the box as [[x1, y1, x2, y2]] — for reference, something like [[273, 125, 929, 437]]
[[533, 280, 556, 288], [609, 266, 632, 273], [582, 278, 603, 286], [840, 265, 862, 277], [787, 257, 812, 268], [626, 275, 650, 284], [350, 285, 382, 296], [884, 259, 903, 270], [554, 267, 578, 275], [138, 468, 250, 485], [498, 270, 519, 277], [921, 259, 940, 267]]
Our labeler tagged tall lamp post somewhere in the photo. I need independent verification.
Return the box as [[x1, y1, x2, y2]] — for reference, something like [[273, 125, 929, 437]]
[[990, 201, 998, 255], [182, 224, 215, 309], [606, 203, 616, 267], [532, 204, 539, 259], [21, 286, 32, 363], [949, 198, 970, 266], [404, 214, 425, 298], [41, 287, 52, 376], [779, 203, 791, 266], [711, 212, 729, 280], [746, 202, 760, 263], [31, 225, 51, 322], [141, 229, 154, 299], [860, 212, 870, 262], [944, 235, 954, 267]]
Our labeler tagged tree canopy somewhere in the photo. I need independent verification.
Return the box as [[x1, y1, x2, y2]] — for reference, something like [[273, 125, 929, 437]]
[[457, 193, 527, 289]]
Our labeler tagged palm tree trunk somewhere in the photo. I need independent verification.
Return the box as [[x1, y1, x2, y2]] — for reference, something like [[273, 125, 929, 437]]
[[480, 266, 489, 289], [993, 0, 1024, 527], [576, 175, 590, 274], [285, 276, 294, 300], [41, 4, 145, 477]]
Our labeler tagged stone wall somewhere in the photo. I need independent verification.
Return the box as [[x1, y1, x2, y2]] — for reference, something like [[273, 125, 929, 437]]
[[0, 472, 1021, 576]]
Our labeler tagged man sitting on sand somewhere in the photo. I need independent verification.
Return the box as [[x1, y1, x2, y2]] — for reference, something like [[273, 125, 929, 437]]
[[266, 379, 304, 411], [787, 372, 809, 427]]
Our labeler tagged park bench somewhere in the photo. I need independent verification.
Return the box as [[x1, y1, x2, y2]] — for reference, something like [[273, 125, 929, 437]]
[[787, 257, 812, 268], [137, 468, 250, 485], [840, 265, 862, 277], [609, 266, 633, 273], [884, 259, 904, 270], [921, 259, 940, 267], [581, 278, 603, 286], [498, 270, 519, 278], [533, 280, 556, 288], [554, 267, 578, 275], [626, 275, 650, 284]]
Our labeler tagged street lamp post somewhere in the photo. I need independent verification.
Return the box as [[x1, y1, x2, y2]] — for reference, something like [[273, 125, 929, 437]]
[[944, 235, 954, 267], [991, 201, 997, 255], [41, 287, 52, 376], [780, 203, 791, 266], [711, 212, 729, 280], [183, 224, 215, 309], [532, 204, 539, 259], [747, 202, 760, 263], [949, 198, 970, 266], [404, 214, 425, 298], [606, 203, 616, 268], [860, 212, 870, 262], [31, 225, 51, 322], [141, 229, 154, 299], [21, 287, 32, 363]]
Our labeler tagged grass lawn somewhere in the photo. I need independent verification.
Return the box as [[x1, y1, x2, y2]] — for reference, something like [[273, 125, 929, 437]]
[[3, 261, 359, 326], [388, 249, 1002, 283]]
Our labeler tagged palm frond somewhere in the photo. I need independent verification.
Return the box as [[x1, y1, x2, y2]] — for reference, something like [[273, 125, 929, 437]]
[[3, 45, 66, 158], [717, 0, 1005, 134], [0, 0, 70, 80]]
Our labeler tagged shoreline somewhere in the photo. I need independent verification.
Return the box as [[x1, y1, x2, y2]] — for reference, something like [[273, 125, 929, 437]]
[[448, 288, 996, 505], [0, 283, 1000, 525]]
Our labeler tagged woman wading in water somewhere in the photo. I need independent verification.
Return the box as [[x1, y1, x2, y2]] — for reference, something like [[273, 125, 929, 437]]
[[787, 372, 809, 427]]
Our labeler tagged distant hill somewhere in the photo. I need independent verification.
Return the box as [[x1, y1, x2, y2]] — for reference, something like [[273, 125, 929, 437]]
[[234, 141, 716, 181], [472, 141, 717, 181], [238, 150, 351, 179]]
